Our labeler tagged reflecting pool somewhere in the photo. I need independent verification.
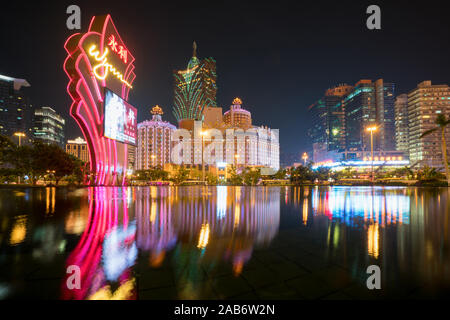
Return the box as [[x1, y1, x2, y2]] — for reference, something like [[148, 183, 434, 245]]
[[0, 186, 449, 299]]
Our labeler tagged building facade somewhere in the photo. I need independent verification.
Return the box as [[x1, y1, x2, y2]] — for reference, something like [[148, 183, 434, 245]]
[[66, 137, 89, 163], [0, 74, 32, 141], [394, 93, 409, 156], [136, 106, 176, 170], [308, 84, 352, 162], [32, 106, 65, 147], [223, 97, 252, 130], [407, 81, 450, 168], [173, 42, 217, 127]]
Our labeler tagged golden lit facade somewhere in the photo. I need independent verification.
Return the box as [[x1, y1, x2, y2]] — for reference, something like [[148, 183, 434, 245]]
[[223, 97, 252, 130], [66, 137, 89, 163], [136, 106, 176, 169], [407, 81, 450, 167]]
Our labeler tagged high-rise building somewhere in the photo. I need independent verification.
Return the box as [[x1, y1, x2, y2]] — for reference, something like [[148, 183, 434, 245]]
[[66, 137, 89, 162], [173, 42, 217, 128], [407, 81, 450, 168], [0, 74, 32, 141], [309, 80, 396, 162], [394, 93, 409, 156], [375, 79, 396, 151], [343, 79, 395, 156], [308, 84, 352, 162], [136, 105, 176, 170], [32, 106, 65, 147]]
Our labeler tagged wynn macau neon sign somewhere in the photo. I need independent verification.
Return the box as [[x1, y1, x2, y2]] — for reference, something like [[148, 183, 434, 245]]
[[64, 14, 137, 186], [88, 44, 133, 88]]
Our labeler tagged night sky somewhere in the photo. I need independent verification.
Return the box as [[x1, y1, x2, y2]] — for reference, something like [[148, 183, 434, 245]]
[[1, 0, 450, 161]]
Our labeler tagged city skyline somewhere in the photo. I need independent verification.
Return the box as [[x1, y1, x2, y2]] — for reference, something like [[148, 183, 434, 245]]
[[1, 0, 450, 155]]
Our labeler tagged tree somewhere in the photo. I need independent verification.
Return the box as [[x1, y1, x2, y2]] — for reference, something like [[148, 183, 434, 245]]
[[33, 142, 75, 185], [272, 168, 287, 180], [242, 167, 261, 185], [290, 164, 313, 184], [173, 166, 189, 185], [416, 165, 444, 182], [420, 114, 450, 185], [227, 165, 242, 185], [206, 172, 218, 185]]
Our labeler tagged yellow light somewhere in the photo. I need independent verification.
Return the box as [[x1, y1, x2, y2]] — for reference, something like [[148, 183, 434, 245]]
[[14, 132, 26, 137], [88, 45, 133, 88], [197, 223, 210, 249], [366, 126, 378, 132]]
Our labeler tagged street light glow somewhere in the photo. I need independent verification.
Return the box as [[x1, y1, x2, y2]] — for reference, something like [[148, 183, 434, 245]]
[[366, 126, 378, 132]]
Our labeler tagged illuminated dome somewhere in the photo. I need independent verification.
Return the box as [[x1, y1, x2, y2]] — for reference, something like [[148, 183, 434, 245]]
[[232, 97, 242, 105], [224, 97, 252, 129], [151, 105, 164, 115]]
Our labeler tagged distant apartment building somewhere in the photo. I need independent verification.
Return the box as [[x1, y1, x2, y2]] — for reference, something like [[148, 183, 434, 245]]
[[136, 106, 176, 170], [66, 137, 89, 163], [0, 74, 32, 141], [407, 81, 450, 168], [394, 94, 409, 156], [32, 106, 65, 147]]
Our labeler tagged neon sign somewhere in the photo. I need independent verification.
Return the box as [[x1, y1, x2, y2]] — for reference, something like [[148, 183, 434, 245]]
[[108, 35, 128, 63], [64, 14, 136, 186], [88, 45, 133, 88]]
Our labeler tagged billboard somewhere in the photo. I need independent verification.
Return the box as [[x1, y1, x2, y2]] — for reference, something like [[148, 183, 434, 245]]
[[104, 89, 137, 145]]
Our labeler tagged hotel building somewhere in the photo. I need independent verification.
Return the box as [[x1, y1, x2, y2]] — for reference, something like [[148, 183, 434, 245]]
[[66, 137, 89, 163], [136, 106, 176, 170], [173, 42, 217, 129]]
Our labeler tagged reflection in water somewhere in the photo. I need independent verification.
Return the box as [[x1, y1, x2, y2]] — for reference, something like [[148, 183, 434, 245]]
[[286, 186, 450, 290], [61, 188, 137, 300], [61, 186, 280, 299], [9, 215, 27, 246], [1, 186, 450, 299]]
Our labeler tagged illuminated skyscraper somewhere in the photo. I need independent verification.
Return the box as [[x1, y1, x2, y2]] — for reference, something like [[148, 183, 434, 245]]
[[136, 106, 176, 170], [0, 74, 32, 140], [32, 106, 65, 147], [407, 81, 450, 167], [173, 42, 217, 128], [308, 84, 352, 162]]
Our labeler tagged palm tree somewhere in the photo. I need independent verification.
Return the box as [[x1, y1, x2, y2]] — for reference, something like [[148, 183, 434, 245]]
[[420, 114, 450, 185]]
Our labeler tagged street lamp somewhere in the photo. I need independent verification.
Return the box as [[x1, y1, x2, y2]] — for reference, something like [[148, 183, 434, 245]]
[[151, 154, 156, 168], [200, 130, 207, 183], [302, 152, 308, 166], [366, 126, 378, 183], [14, 132, 26, 146]]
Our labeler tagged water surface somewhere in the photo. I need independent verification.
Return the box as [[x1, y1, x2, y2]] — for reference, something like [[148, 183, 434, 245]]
[[0, 186, 449, 299]]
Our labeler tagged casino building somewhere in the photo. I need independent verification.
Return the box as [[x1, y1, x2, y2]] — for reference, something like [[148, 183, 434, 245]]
[[136, 106, 176, 170], [173, 42, 217, 130]]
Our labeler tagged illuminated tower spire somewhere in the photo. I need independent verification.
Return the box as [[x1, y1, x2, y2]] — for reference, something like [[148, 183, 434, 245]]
[[193, 41, 197, 57]]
